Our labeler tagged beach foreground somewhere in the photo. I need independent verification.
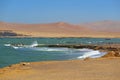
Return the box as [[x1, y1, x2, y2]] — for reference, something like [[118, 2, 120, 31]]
[[0, 58, 120, 80]]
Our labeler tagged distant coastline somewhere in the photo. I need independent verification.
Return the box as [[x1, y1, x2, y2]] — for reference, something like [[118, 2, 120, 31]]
[[0, 31, 120, 38], [0, 21, 120, 38]]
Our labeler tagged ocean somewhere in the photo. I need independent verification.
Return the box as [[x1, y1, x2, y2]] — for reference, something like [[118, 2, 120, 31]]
[[0, 37, 120, 68]]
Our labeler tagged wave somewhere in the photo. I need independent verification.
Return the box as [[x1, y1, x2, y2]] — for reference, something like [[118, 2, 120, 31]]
[[4, 44, 11, 47], [77, 50, 106, 59], [77, 48, 94, 52], [12, 46, 106, 58], [11, 45, 92, 52], [29, 41, 38, 47], [5, 42, 107, 59], [29, 47, 70, 52], [12, 46, 70, 52]]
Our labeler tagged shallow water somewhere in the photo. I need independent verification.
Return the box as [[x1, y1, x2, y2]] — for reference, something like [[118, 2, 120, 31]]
[[0, 38, 120, 68]]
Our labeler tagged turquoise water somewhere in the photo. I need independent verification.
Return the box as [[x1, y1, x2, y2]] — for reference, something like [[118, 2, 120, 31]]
[[0, 38, 120, 68]]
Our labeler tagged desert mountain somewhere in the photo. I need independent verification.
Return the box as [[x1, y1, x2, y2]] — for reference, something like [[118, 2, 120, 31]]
[[81, 20, 120, 33], [0, 21, 120, 37], [0, 22, 90, 37]]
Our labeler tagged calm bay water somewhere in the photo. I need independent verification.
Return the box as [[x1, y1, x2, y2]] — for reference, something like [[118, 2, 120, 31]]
[[0, 38, 120, 68]]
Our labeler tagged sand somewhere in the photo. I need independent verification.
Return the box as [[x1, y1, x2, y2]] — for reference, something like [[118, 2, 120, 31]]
[[0, 58, 120, 80], [0, 21, 120, 38]]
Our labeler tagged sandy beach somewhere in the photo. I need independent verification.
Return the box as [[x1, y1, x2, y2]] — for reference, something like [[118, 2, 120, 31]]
[[0, 58, 120, 80], [0, 43, 120, 80]]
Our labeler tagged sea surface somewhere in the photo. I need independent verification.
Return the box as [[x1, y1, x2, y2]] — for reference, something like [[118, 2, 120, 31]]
[[0, 38, 120, 68]]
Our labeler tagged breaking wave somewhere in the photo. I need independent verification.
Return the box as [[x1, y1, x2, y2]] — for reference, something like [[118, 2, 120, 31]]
[[77, 50, 106, 59], [11, 45, 106, 59], [4, 40, 107, 59], [12, 46, 70, 52]]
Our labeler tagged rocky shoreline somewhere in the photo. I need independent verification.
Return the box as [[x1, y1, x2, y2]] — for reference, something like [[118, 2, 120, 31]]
[[37, 44, 120, 57], [0, 43, 120, 80]]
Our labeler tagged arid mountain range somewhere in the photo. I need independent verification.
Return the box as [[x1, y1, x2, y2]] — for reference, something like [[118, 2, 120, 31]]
[[0, 20, 120, 38], [81, 20, 120, 33]]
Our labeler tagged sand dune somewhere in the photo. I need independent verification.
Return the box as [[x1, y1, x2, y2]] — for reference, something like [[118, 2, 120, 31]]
[[81, 20, 120, 33], [0, 21, 120, 37]]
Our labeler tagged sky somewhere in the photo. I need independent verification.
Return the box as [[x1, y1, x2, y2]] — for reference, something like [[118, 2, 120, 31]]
[[0, 0, 120, 24]]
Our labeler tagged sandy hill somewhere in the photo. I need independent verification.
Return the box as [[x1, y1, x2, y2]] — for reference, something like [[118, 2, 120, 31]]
[[0, 21, 120, 38], [81, 20, 120, 33]]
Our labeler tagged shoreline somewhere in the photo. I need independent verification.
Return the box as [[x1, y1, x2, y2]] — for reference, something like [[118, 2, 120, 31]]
[[0, 36, 120, 38], [38, 43, 120, 57], [0, 42, 120, 80], [0, 57, 120, 80], [1, 43, 120, 68]]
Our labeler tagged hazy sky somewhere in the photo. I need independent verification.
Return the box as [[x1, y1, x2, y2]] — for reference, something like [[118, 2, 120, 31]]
[[0, 0, 120, 23]]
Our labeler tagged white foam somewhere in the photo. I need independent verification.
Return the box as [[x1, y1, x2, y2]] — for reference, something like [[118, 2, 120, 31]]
[[4, 44, 11, 46], [11, 44, 107, 59], [29, 41, 38, 47], [12, 46, 69, 52], [77, 48, 93, 52], [40, 47, 69, 51], [77, 50, 106, 59]]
